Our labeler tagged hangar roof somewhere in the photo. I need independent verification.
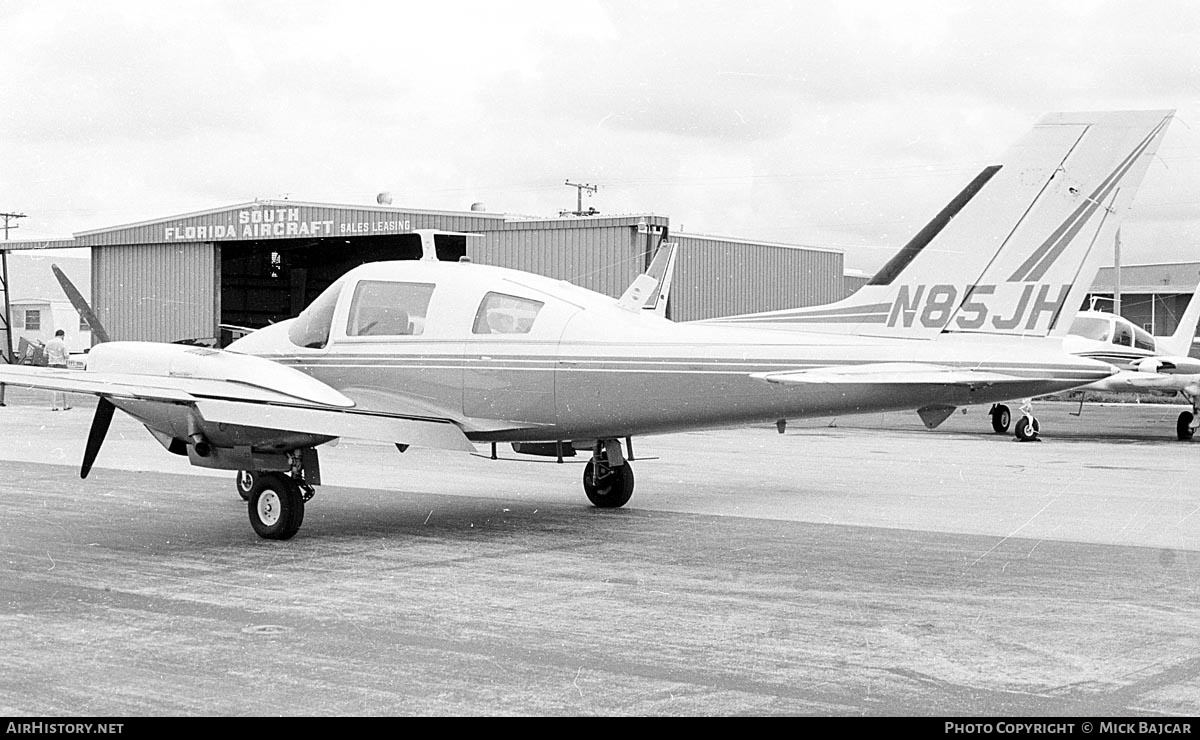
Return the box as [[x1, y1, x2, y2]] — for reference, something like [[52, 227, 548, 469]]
[[1091, 262, 1200, 294], [1, 201, 671, 250]]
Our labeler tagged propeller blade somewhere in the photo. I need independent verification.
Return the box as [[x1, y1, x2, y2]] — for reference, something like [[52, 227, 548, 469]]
[[81, 397, 115, 479], [52, 264, 111, 344]]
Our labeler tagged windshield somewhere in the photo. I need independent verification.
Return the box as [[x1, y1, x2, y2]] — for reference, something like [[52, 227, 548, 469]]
[[1068, 316, 1111, 342], [288, 279, 344, 349]]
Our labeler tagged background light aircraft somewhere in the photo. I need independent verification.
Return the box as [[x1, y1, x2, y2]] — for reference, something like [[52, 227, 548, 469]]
[[0, 111, 1170, 541], [1051, 293, 1200, 440], [982, 297, 1200, 439]]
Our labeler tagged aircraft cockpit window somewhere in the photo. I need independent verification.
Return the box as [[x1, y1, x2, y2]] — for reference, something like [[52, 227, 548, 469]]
[[347, 281, 435, 337], [1112, 322, 1133, 347], [472, 292, 544, 335], [1068, 316, 1110, 342], [288, 279, 344, 349], [1133, 326, 1156, 351]]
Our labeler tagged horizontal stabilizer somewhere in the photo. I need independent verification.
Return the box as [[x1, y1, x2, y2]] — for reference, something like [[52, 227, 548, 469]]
[[750, 363, 1016, 389]]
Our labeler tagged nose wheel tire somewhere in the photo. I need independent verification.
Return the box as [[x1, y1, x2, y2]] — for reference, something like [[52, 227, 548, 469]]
[[1177, 411, 1195, 441], [1014, 416, 1040, 442], [248, 472, 305, 540], [583, 459, 635, 509], [236, 470, 256, 501]]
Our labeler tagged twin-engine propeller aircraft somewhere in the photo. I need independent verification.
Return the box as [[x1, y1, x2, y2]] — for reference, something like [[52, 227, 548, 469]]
[[0, 110, 1171, 540], [1054, 290, 1200, 440], [981, 295, 1200, 438]]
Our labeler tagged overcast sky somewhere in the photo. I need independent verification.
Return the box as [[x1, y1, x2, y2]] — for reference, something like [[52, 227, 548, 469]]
[[3, 0, 1198, 272]]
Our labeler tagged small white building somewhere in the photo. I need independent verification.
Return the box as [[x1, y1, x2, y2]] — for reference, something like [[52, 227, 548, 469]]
[[4, 254, 92, 358]]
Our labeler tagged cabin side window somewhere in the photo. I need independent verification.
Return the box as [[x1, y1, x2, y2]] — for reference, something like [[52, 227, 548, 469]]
[[472, 292, 544, 335], [346, 281, 436, 337], [288, 279, 344, 349], [1112, 322, 1133, 347]]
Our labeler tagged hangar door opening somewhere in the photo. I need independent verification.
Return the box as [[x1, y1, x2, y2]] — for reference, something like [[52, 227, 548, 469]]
[[218, 232, 469, 344]]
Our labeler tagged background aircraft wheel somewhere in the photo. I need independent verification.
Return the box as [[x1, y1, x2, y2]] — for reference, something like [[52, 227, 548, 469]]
[[991, 404, 1011, 434], [1013, 416, 1040, 442], [1177, 411, 1195, 441], [247, 473, 305, 540], [235, 470, 256, 501], [583, 459, 635, 509]]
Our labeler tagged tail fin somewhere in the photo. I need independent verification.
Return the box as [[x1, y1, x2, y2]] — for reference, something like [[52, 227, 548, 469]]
[[617, 241, 678, 316], [1155, 275, 1200, 357], [704, 110, 1174, 340]]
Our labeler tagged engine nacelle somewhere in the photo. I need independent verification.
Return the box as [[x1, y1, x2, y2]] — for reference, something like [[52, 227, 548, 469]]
[[1130, 355, 1200, 375], [85, 341, 353, 407]]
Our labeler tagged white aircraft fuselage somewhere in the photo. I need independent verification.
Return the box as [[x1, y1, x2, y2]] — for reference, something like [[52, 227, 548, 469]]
[[179, 260, 1114, 443]]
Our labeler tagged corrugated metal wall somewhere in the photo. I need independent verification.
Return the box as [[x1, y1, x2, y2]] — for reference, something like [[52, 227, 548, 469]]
[[669, 235, 844, 321], [93, 243, 217, 342], [469, 217, 668, 298], [843, 273, 870, 297], [76, 202, 849, 338]]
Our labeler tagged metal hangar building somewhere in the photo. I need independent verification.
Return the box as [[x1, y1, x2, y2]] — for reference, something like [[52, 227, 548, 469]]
[[1, 200, 848, 346]]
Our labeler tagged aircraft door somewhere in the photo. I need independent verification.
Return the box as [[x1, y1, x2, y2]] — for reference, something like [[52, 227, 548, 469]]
[[462, 291, 563, 425]]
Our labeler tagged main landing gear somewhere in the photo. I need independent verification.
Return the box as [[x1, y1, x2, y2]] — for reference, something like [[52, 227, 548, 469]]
[[247, 472, 313, 540], [583, 439, 635, 509], [989, 404, 1011, 434], [1178, 392, 1198, 441], [238, 449, 319, 540]]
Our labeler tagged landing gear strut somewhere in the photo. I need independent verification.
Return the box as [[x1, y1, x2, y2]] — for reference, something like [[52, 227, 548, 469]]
[[583, 439, 635, 508]]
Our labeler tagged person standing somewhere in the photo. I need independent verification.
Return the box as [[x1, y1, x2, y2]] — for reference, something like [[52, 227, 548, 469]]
[[46, 328, 71, 411]]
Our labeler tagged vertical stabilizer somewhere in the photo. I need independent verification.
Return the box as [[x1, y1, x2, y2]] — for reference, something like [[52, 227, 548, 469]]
[[704, 110, 1174, 341], [1155, 275, 1200, 357]]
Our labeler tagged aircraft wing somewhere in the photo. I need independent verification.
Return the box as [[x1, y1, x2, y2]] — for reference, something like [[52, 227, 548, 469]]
[[193, 400, 474, 452], [0, 364, 475, 452], [0, 364, 301, 404], [750, 363, 1019, 390]]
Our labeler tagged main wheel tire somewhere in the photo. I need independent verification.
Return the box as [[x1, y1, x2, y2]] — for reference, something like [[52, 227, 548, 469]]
[[991, 404, 1011, 434], [583, 459, 635, 509], [236, 470, 256, 501], [1014, 416, 1040, 442], [248, 472, 305, 540], [1178, 411, 1195, 441]]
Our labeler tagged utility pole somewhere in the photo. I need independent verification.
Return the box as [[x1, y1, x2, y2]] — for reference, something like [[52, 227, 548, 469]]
[[0, 212, 25, 240], [1113, 227, 1121, 317], [0, 212, 21, 405], [561, 181, 598, 217]]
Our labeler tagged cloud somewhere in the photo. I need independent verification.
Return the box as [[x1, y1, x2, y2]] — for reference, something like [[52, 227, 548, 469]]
[[1, 0, 1198, 274]]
